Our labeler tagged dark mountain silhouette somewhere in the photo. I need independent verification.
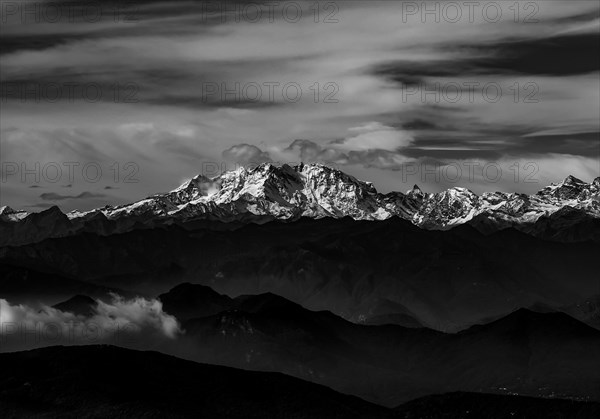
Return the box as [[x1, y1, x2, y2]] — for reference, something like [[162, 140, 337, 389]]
[[2, 345, 596, 419], [0, 205, 74, 246], [523, 207, 600, 242], [0, 264, 129, 306], [465, 299, 600, 332], [395, 392, 600, 418], [151, 285, 600, 406], [52, 294, 97, 317], [157, 282, 234, 320], [461, 307, 600, 338], [0, 345, 391, 419]]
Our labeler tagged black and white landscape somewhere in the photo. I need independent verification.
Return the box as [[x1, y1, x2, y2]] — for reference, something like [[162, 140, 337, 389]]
[[1, 1, 599, 418]]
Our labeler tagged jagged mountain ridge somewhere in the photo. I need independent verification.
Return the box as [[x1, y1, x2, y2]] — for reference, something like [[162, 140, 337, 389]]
[[1, 163, 599, 245], [72, 165, 600, 224]]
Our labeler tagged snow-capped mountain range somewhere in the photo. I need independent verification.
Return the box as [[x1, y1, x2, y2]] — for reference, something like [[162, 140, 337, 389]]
[[1, 163, 599, 245]]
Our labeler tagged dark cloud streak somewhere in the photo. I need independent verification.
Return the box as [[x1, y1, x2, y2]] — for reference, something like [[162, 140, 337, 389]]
[[375, 33, 600, 79], [40, 191, 106, 201]]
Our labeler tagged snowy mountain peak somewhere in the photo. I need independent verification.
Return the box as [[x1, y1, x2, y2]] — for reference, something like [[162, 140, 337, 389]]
[[537, 175, 592, 201], [543, 175, 587, 190], [562, 175, 586, 185], [172, 174, 213, 193], [0, 206, 14, 215], [2, 164, 599, 245], [405, 184, 425, 200], [444, 187, 477, 197]]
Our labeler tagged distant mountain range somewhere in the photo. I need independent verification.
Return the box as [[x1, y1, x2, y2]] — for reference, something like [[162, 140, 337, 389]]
[[2, 163, 599, 245], [3, 345, 598, 419], [2, 215, 599, 331], [2, 163, 599, 415], [158, 286, 600, 406], [4, 287, 600, 408]]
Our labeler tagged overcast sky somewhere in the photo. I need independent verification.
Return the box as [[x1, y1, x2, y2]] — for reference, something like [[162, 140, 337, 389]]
[[1, 0, 599, 212]]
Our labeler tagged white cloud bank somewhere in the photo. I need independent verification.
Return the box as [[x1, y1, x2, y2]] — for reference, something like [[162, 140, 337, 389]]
[[0, 294, 182, 351]]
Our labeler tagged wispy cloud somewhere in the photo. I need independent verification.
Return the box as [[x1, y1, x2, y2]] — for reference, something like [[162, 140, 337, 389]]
[[40, 191, 106, 201], [1, 0, 598, 209]]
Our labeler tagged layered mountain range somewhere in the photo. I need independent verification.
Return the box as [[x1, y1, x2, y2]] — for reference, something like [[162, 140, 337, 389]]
[[1, 163, 599, 246], [3, 345, 599, 418], [2, 163, 599, 414], [3, 286, 600, 407], [2, 217, 599, 332], [2, 163, 599, 334], [155, 285, 600, 406]]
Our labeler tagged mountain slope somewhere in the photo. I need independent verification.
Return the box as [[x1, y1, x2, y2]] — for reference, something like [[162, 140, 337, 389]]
[[0, 264, 130, 305], [395, 392, 600, 418], [154, 285, 600, 406], [52, 295, 98, 317], [157, 282, 234, 320], [0, 345, 392, 419], [3, 345, 596, 418], [11, 286, 600, 407]]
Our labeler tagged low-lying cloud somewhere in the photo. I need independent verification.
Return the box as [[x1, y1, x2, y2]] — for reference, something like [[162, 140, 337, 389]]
[[0, 294, 182, 351]]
